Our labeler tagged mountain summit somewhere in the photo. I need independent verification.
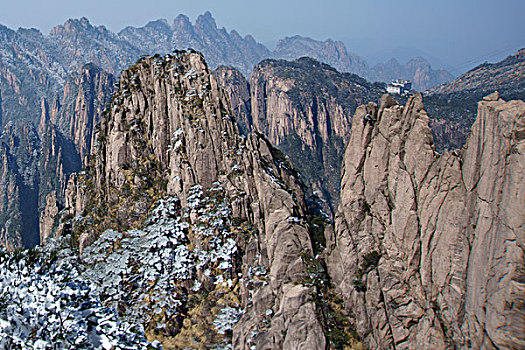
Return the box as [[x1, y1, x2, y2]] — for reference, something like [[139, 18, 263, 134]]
[[53, 51, 336, 348]]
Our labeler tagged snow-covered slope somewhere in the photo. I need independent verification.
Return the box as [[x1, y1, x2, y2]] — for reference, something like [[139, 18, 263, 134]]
[[0, 240, 160, 349]]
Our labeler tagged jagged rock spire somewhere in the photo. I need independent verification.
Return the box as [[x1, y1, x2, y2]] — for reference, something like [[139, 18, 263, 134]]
[[38, 98, 50, 134]]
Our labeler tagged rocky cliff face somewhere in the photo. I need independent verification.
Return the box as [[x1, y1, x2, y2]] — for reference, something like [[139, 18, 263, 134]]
[[428, 117, 466, 152], [327, 92, 525, 349], [59, 52, 355, 349], [0, 118, 82, 249], [248, 58, 385, 214], [0, 121, 40, 249], [38, 122, 81, 233], [213, 65, 252, 135], [55, 63, 115, 162]]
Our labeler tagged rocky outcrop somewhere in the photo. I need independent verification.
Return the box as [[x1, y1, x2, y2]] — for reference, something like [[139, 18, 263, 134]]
[[248, 57, 385, 214], [63, 52, 333, 348], [38, 122, 81, 207], [0, 141, 24, 250], [0, 26, 111, 248], [216, 58, 459, 216], [39, 191, 60, 244], [20, 63, 111, 248], [327, 92, 525, 349]]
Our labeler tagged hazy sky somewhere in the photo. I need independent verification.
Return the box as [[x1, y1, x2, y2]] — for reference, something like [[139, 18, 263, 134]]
[[2, 0, 524, 73]]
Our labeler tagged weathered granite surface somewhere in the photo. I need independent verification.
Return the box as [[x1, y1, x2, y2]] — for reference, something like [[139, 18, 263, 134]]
[[327, 92, 525, 349]]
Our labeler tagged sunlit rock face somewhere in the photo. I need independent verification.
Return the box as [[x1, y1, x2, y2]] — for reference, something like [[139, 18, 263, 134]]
[[215, 58, 386, 217], [327, 92, 525, 349]]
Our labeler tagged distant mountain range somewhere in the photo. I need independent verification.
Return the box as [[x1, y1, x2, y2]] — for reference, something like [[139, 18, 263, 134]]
[[0, 12, 452, 111], [117, 12, 453, 90]]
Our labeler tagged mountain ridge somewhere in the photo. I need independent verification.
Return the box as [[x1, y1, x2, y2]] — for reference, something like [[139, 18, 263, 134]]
[[424, 48, 525, 150], [54, 51, 336, 348]]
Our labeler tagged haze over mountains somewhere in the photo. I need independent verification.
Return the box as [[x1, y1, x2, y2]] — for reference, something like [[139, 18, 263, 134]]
[[122, 12, 454, 91], [0, 6, 523, 349], [0, 11, 452, 99]]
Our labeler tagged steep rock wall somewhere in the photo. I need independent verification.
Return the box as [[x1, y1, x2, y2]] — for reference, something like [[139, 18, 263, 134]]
[[56, 63, 114, 162], [213, 65, 252, 136], [327, 92, 525, 349], [0, 121, 40, 248]]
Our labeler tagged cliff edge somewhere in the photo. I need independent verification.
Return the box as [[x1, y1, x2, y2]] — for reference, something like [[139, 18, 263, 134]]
[[327, 92, 525, 349]]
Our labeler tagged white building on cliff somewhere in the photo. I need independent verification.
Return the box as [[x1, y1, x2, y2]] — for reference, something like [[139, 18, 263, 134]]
[[386, 80, 412, 95]]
